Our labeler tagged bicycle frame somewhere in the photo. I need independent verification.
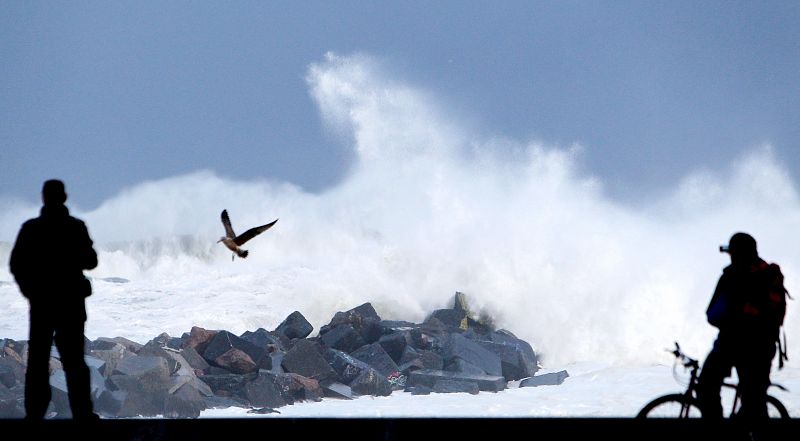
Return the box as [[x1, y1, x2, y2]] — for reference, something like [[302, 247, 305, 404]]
[[668, 342, 787, 417]]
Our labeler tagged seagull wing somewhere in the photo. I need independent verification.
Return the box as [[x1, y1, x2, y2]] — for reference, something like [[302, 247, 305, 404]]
[[234, 218, 278, 246], [221, 210, 237, 239]]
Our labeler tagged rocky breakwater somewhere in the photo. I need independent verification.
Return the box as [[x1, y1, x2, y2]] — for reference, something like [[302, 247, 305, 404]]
[[0, 292, 567, 418]]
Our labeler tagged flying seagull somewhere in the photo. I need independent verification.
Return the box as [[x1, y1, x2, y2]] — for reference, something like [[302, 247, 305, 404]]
[[218, 209, 278, 260]]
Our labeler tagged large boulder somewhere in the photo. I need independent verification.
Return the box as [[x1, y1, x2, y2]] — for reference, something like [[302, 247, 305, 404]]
[[476, 339, 539, 381], [349, 369, 392, 397], [324, 349, 373, 385], [321, 303, 383, 343], [320, 323, 366, 354], [92, 336, 143, 354], [441, 333, 502, 377], [281, 339, 336, 383], [350, 343, 400, 379], [378, 332, 408, 364], [163, 382, 207, 419], [274, 311, 314, 340], [107, 355, 173, 416], [89, 341, 136, 377], [240, 328, 288, 352], [242, 372, 287, 408], [0, 357, 24, 388], [433, 379, 479, 395], [407, 369, 506, 392], [178, 346, 210, 374], [182, 327, 218, 355], [202, 330, 268, 371], [0, 383, 24, 418], [200, 373, 253, 399]]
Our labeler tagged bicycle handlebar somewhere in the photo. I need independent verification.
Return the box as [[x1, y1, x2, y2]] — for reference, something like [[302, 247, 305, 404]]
[[668, 341, 699, 370]]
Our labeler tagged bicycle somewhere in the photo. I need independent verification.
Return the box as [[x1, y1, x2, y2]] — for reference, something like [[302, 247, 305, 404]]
[[636, 342, 790, 419]]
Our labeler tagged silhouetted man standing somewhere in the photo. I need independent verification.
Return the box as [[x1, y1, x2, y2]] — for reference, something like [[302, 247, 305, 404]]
[[9, 180, 99, 420], [697, 232, 787, 427]]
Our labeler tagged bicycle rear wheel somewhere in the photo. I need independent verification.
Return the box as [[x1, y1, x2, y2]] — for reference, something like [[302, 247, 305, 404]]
[[636, 394, 702, 418], [767, 395, 790, 419]]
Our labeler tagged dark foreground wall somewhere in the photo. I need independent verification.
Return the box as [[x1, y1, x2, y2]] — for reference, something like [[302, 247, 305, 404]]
[[0, 418, 798, 441]]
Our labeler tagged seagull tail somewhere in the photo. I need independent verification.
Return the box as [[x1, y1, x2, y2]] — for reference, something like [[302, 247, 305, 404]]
[[237, 249, 249, 259]]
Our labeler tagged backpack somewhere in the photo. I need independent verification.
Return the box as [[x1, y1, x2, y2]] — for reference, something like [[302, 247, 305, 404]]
[[760, 263, 790, 369]]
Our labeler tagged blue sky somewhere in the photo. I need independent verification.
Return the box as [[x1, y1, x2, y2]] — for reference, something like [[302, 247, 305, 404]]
[[2, 1, 799, 209]]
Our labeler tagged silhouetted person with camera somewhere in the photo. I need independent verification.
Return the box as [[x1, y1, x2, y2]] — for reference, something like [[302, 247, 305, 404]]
[[696, 232, 788, 429], [9, 179, 99, 420]]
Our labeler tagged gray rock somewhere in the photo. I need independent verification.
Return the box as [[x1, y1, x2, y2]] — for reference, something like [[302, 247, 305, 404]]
[[247, 406, 281, 414], [350, 343, 399, 378], [407, 369, 506, 392], [203, 394, 249, 410], [255, 371, 323, 404], [183, 326, 218, 355], [200, 373, 252, 398], [138, 340, 180, 374], [274, 311, 314, 340], [0, 383, 24, 418], [433, 379, 479, 395], [441, 333, 502, 377], [419, 350, 444, 370], [320, 323, 366, 354], [426, 309, 466, 329], [322, 303, 383, 343], [152, 332, 172, 347], [95, 389, 126, 418], [242, 372, 287, 408], [281, 339, 336, 382], [240, 328, 287, 352], [476, 339, 539, 381], [409, 384, 432, 396], [519, 370, 569, 387], [378, 320, 418, 332], [266, 351, 285, 373], [90, 342, 135, 377], [166, 337, 184, 351], [0, 357, 24, 388], [1, 339, 25, 360], [444, 358, 487, 376], [49, 370, 72, 418], [112, 355, 170, 382], [396, 347, 425, 374], [179, 346, 210, 373], [214, 348, 257, 374], [168, 375, 213, 398], [320, 381, 353, 399], [453, 291, 470, 312], [378, 332, 408, 364], [323, 348, 372, 385], [110, 355, 172, 413], [163, 382, 206, 419], [202, 331, 268, 371], [94, 336, 143, 354], [398, 346, 420, 365], [349, 369, 392, 397]]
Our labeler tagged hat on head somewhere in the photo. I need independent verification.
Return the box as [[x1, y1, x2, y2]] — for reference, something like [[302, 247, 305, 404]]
[[719, 232, 757, 256]]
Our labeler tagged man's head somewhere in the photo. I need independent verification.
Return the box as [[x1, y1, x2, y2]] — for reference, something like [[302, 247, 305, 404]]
[[720, 232, 758, 265], [42, 179, 67, 206]]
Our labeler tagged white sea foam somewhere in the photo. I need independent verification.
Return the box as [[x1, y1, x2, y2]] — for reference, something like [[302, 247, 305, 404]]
[[0, 53, 797, 369]]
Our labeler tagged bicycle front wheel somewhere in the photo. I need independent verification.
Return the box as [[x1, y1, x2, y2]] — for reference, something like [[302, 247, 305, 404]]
[[636, 394, 702, 418]]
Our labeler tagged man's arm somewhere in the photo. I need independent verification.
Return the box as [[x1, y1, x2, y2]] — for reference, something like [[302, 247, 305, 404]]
[[706, 275, 728, 329], [77, 221, 98, 271], [9, 224, 32, 296]]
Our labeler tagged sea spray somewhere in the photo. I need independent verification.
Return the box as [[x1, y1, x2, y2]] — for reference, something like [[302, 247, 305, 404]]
[[0, 53, 797, 367]]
